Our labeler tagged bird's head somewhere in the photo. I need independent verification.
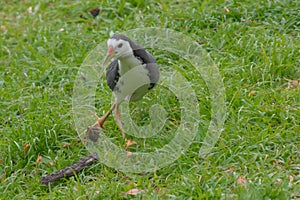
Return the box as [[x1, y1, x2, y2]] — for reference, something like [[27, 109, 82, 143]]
[[103, 34, 133, 66]]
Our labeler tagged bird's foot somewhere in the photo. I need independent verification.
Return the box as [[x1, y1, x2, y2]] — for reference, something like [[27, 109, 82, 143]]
[[125, 139, 138, 159], [92, 113, 106, 129], [125, 139, 137, 151]]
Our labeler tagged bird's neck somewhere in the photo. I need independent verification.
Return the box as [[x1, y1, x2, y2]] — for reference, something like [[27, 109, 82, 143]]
[[118, 55, 142, 75]]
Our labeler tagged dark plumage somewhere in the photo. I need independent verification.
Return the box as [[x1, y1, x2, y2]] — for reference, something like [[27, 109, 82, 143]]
[[106, 59, 120, 91]]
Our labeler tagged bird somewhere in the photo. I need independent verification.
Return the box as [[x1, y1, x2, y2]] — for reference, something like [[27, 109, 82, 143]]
[[92, 34, 159, 138]]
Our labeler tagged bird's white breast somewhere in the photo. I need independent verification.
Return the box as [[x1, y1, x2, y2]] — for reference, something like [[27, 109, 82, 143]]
[[118, 55, 142, 75], [114, 56, 150, 103]]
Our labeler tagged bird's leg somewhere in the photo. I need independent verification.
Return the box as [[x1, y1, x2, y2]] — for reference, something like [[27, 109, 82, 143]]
[[114, 103, 125, 138], [93, 103, 116, 128]]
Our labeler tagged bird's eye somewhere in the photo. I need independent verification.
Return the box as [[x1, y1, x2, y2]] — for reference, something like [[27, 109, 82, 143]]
[[117, 43, 123, 48]]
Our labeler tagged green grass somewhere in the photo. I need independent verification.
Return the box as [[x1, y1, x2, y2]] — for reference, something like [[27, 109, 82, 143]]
[[1, 0, 300, 199]]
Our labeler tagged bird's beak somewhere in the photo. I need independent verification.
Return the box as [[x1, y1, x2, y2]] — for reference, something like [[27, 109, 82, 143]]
[[103, 45, 114, 66]]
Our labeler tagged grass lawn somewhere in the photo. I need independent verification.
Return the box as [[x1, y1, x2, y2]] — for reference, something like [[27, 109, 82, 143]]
[[1, 0, 300, 199]]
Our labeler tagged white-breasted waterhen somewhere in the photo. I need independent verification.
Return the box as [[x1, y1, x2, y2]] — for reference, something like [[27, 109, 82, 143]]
[[93, 34, 159, 138]]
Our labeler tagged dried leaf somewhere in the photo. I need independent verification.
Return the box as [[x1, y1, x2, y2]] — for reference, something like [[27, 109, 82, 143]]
[[276, 178, 282, 183], [36, 155, 42, 168], [0, 25, 6, 31], [23, 143, 30, 157], [1, 170, 6, 183], [224, 167, 235, 173], [241, 19, 256, 23], [28, 6, 33, 14], [217, 166, 235, 172], [36, 155, 42, 163], [24, 143, 30, 151], [284, 77, 299, 89], [123, 188, 146, 196], [237, 176, 247, 185], [293, 80, 299, 87], [225, 7, 230, 13], [289, 175, 294, 183], [62, 142, 70, 148], [249, 90, 256, 96]]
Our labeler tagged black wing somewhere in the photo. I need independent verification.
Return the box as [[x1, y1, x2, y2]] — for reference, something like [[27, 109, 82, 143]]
[[106, 59, 120, 91], [133, 49, 160, 89]]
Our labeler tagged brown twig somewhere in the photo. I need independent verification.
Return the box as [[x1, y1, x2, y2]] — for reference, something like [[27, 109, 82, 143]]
[[40, 152, 99, 184]]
